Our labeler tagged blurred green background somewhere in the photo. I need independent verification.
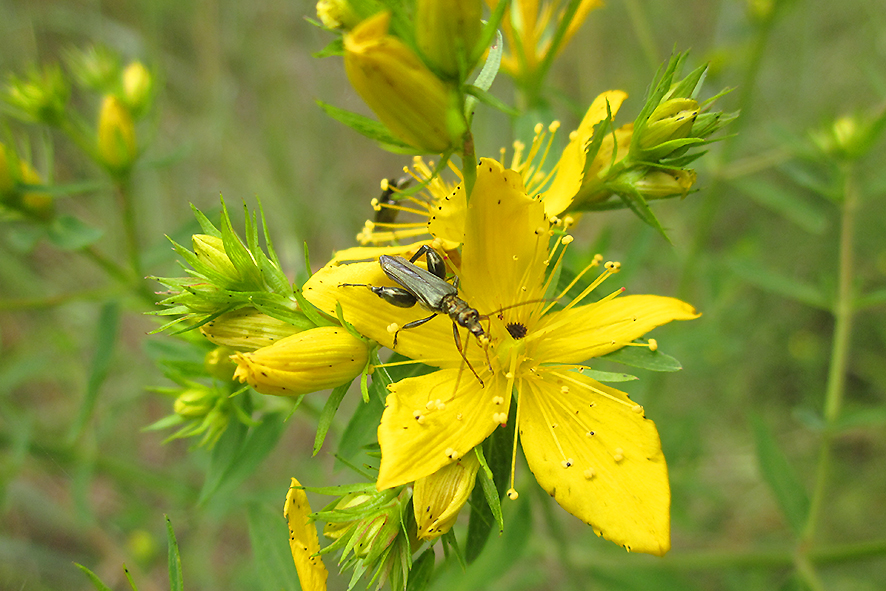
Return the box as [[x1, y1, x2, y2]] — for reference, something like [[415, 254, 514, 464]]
[[1, 0, 884, 589]]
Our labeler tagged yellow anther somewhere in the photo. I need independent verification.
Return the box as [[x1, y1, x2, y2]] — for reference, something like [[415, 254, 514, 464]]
[[562, 235, 574, 245], [583, 468, 596, 480], [568, 130, 578, 141], [561, 459, 573, 469], [493, 412, 507, 424], [549, 121, 561, 132], [456, 413, 463, 420], [506, 488, 519, 500], [425, 400, 435, 410], [504, 372, 514, 379], [560, 386, 569, 394], [604, 260, 621, 272], [445, 448, 460, 460], [533, 122, 544, 134], [613, 448, 624, 463], [513, 254, 519, 261], [370, 197, 382, 210], [380, 178, 390, 190], [632, 404, 644, 414], [387, 323, 400, 334], [593, 253, 603, 264], [648, 338, 658, 352], [492, 396, 504, 405], [435, 400, 446, 410]]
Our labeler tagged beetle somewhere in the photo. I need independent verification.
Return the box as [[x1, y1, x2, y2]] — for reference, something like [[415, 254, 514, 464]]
[[340, 244, 490, 385]]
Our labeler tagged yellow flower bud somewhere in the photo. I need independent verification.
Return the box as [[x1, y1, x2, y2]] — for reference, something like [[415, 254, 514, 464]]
[[413, 453, 479, 540], [201, 308, 305, 351], [18, 160, 54, 220], [122, 61, 153, 119], [0, 143, 15, 196], [98, 95, 137, 172], [232, 326, 369, 396], [633, 168, 697, 199], [344, 11, 459, 153], [316, 0, 360, 30], [191, 234, 241, 286], [415, 0, 482, 78]]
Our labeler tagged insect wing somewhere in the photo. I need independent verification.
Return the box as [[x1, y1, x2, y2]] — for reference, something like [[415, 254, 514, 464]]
[[379, 255, 457, 310]]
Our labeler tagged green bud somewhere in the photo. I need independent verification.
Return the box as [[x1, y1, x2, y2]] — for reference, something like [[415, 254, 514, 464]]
[[65, 45, 120, 91], [415, 0, 483, 78], [3, 65, 69, 126], [173, 387, 216, 418], [191, 234, 241, 286], [636, 98, 699, 161], [0, 143, 54, 220], [315, 0, 360, 30]]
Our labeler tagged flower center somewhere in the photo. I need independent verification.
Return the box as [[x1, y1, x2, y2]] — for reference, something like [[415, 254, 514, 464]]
[[505, 321, 527, 340]]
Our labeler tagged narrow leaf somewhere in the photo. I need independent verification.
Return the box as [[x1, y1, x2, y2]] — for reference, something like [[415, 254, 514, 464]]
[[166, 516, 184, 591], [69, 301, 120, 441], [599, 345, 683, 372], [313, 382, 352, 456], [728, 258, 830, 310], [751, 415, 810, 535], [74, 563, 113, 591]]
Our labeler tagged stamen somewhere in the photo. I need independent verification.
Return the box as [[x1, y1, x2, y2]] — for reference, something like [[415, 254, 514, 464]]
[[507, 488, 519, 500], [506, 349, 522, 498]]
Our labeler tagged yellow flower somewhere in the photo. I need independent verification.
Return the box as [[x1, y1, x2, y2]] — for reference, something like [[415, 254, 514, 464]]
[[356, 92, 626, 246], [414, 453, 480, 540], [491, 0, 603, 84], [304, 158, 698, 555], [344, 11, 459, 153], [232, 326, 369, 396], [285, 478, 329, 591]]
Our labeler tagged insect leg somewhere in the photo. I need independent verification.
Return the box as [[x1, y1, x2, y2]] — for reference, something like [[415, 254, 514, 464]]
[[451, 321, 484, 387], [409, 244, 447, 280], [394, 312, 439, 346]]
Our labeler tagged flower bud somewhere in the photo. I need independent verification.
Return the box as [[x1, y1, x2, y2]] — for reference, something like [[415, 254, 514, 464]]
[[344, 11, 459, 153], [415, 0, 482, 78], [635, 98, 698, 161], [201, 308, 305, 351], [232, 326, 369, 396], [316, 0, 360, 30], [204, 346, 238, 380], [631, 168, 696, 200], [191, 234, 241, 286], [0, 143, 54, 220], [98, 95, 137, 172], [413, 453, 479, 540], [4, 65, 69, 126], [285, 479, 329, 591], [65, 45, 119, 91], [122, 61, 153, 119], [173, 386, 216, 418]]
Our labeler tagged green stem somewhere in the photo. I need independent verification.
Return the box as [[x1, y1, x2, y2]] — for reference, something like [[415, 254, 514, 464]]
[[115, 176, 142, 280], [802, 162, 858, 546], [461, 129, 477, 200]]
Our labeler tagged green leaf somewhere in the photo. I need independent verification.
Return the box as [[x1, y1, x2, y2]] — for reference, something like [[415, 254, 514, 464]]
[[579, 369, 638, 382], [316, 101, 415, 152], [199, 413, 286, 504], [47, 215, 103, 250], [599, 345, 682, 372], [727, 258, 831, 310], [406, 549, 435, 591], [69, 300, 120, 442], [74, 563, 114, 591], [312, 36, 344, 58], [751, 415, 810, 535], [166, 516, 184, 591], [464, 85, 518, 116], [313, 381, 352, 456], [730, 177, 829, 234], [246, 504, 301, 591], [617, 188, 672, 244], [190, 203, 221, 237]]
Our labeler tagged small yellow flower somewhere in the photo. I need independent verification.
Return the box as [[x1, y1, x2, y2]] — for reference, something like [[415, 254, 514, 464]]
[[285, 478, 329, 591], [414, 453, 480, 540], [97, 95, 137, 172], [305, 159, 698, 555], [122, 61, 153, 118], [344, 11, 460, 153], [232, 327, 369, 396]]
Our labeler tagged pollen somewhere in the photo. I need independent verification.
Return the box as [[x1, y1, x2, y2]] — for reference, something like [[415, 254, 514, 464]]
[[445, 448, 460, 460], [549, 121, 561, 133], [456, 413, 463, 420], [561, 458, 573, 469], [493, 412, 507, 424], [583, 468, 596, 480], [604, 261, 621, 272], [613, 448, 624, 463], [562, 235, 574, 245], [648, 338, 658, 352], [370, 197, 382, 211], [507, 488, 519, 500], [505, 371, 514, 379], [632, 404, 644, 414], [386, 323, 399, 334]]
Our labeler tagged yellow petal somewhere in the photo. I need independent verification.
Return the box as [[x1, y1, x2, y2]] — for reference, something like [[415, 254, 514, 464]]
[[284, 478, 328, 591], [541, 91, 628, 215], [377, 368, 507, 489], [460, 158, 549, 314], [303, 251, 483, 369], [427, 179, 467, 246], [519, 372, 670, 555], [529, 295, 699, 365]]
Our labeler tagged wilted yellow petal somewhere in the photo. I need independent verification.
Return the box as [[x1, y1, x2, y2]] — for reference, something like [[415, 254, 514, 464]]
[[377, 368, 506, 489], [529, 295, 699, 365], [284, 478, 328, 591], [414, 453, 480, 540], [519, 372, 670, 555], [232, 327, 368, 396], [460, 158, 549, 314]]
